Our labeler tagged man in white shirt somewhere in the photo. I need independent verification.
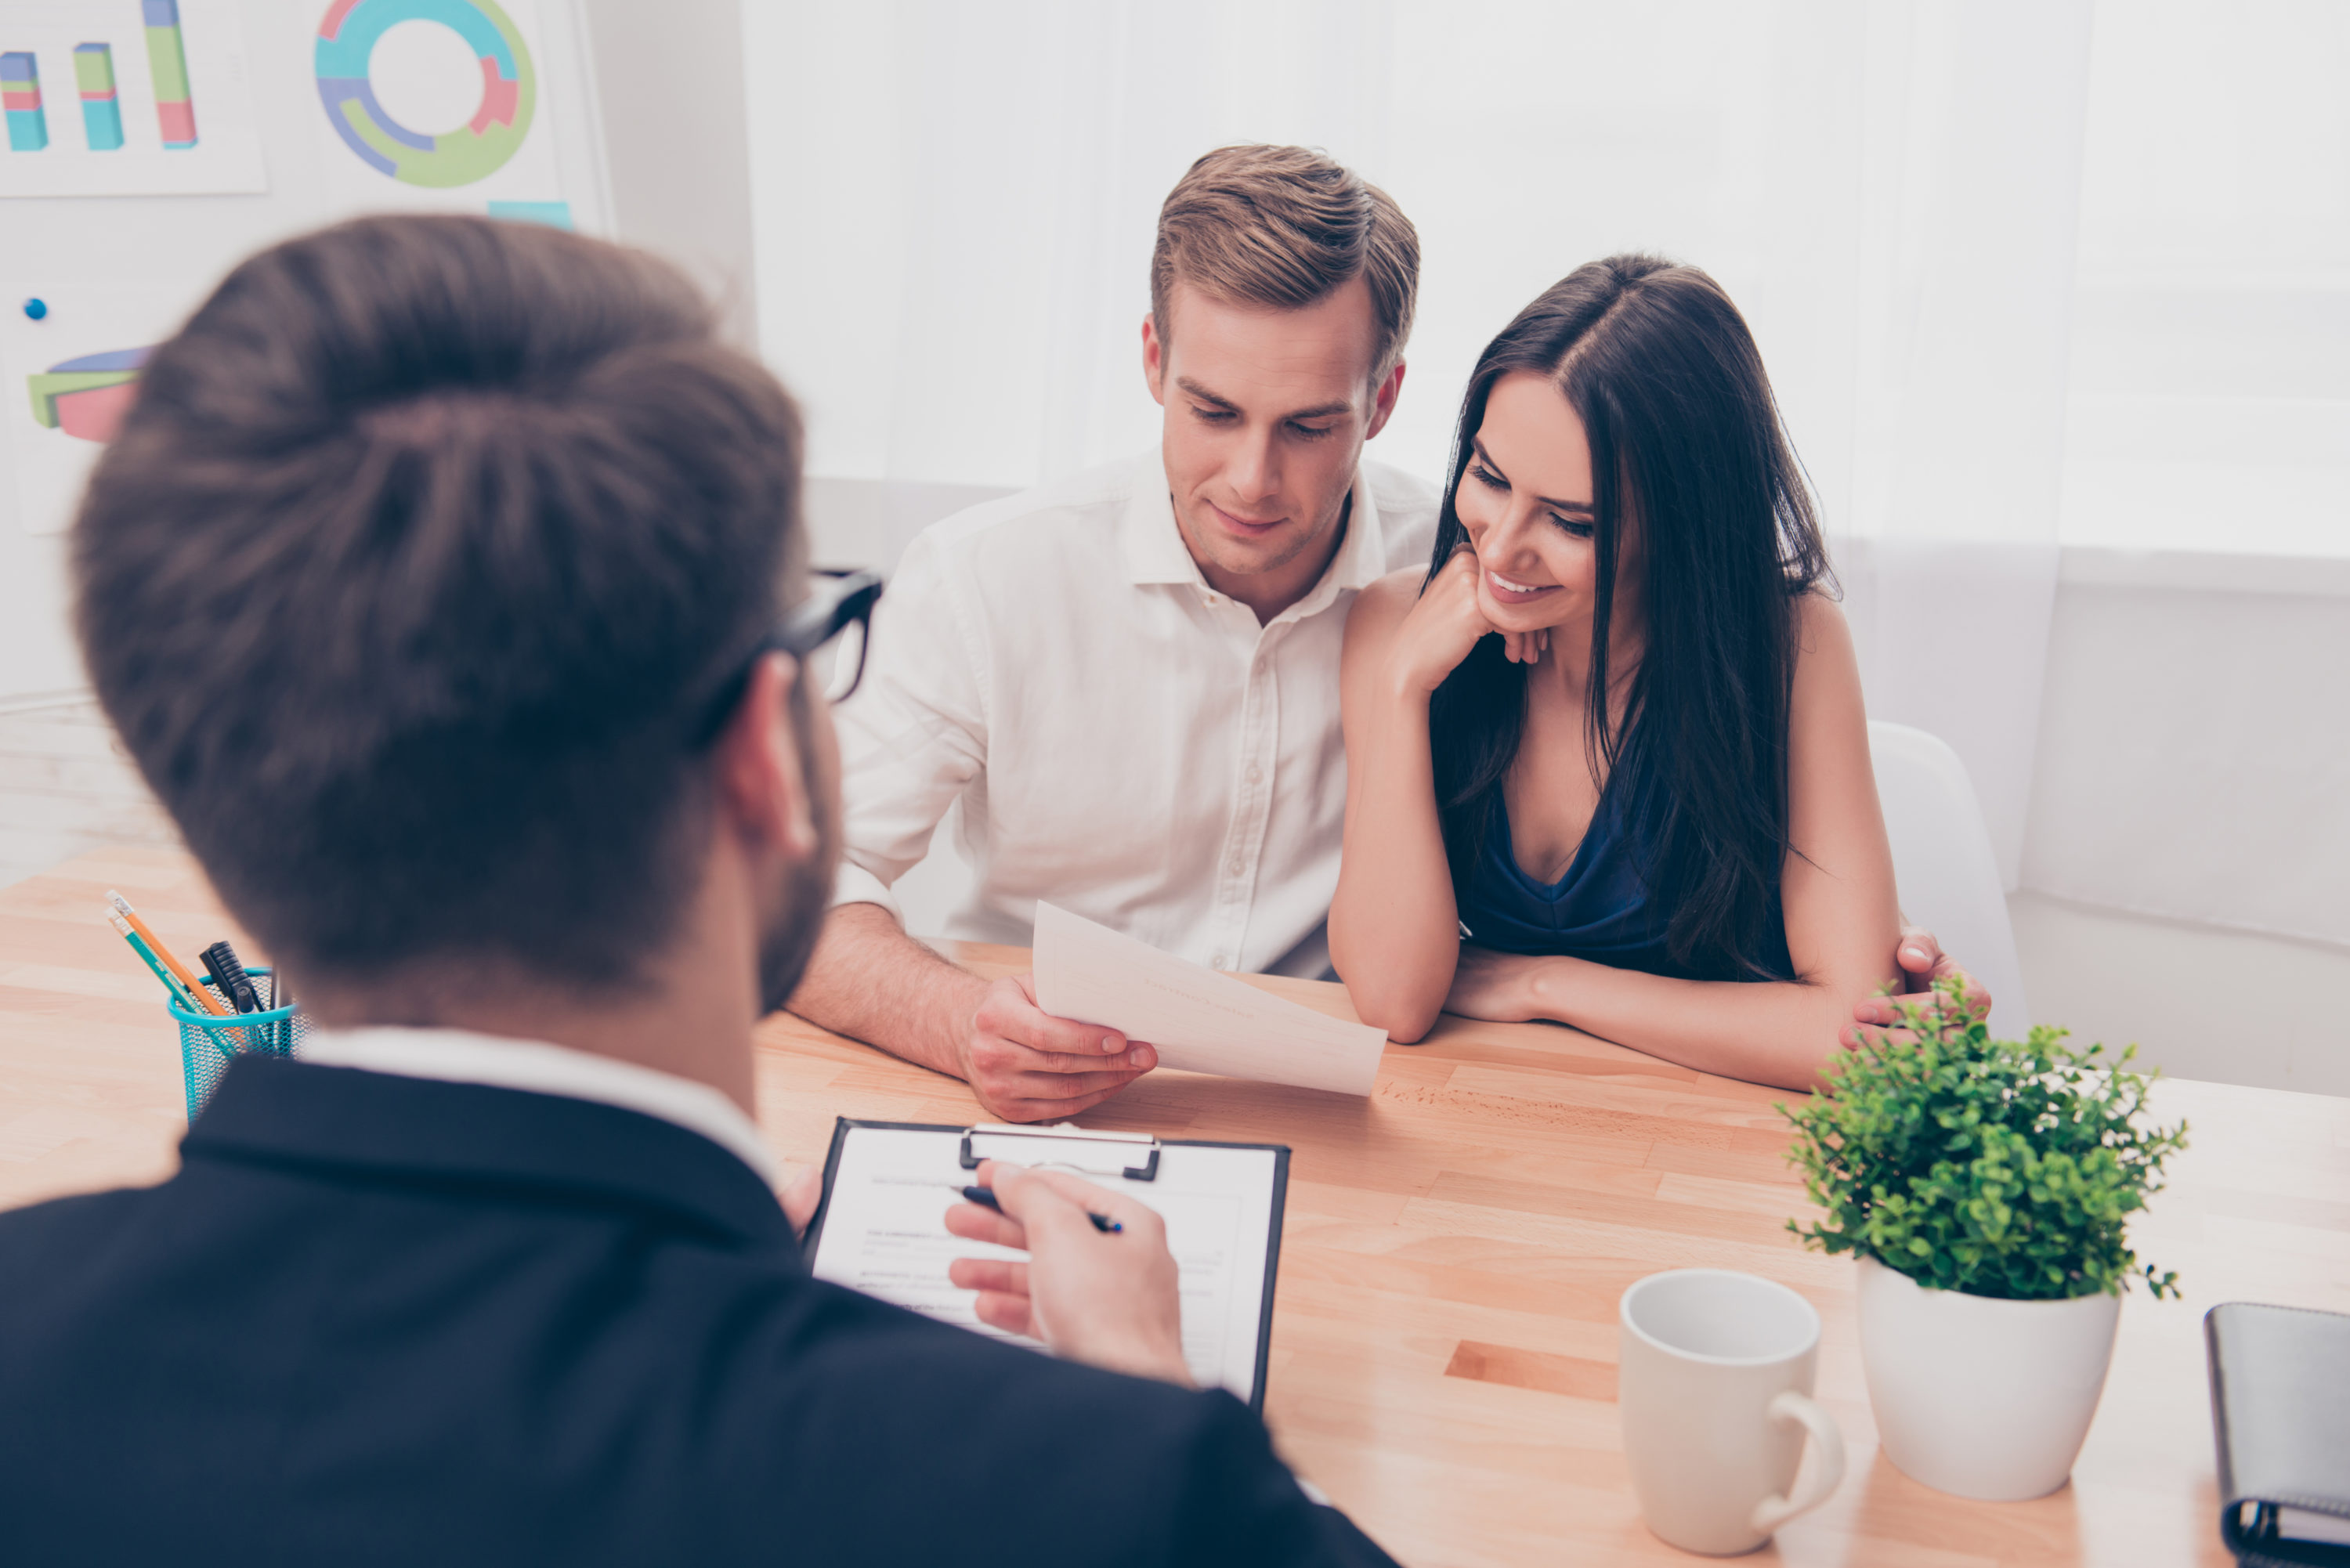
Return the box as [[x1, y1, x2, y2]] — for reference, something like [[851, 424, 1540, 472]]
[[789, 146, 1974, 1123], [786, 146, 1432, 1120]]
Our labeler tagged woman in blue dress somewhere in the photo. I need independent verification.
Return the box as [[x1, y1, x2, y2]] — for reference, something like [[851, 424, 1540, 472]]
[[1330, 255, 1901, 1089]]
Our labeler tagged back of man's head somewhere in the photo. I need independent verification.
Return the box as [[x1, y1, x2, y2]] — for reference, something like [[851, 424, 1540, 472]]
[[75, 215, 804, 995]]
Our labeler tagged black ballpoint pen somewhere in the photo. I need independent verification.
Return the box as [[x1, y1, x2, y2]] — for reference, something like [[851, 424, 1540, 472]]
[[949, 1183, 1123, 1234]]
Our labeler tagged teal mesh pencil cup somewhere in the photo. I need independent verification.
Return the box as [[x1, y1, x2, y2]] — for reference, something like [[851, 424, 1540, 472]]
[[165, 967, 306, 1121]]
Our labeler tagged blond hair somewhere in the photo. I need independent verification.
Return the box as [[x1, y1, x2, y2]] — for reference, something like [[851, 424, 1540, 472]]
[[1150, 144, 1419, 383]]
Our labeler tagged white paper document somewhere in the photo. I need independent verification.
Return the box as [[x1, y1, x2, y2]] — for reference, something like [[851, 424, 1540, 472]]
[[808, 1122, 1282, 1403], [1031, 901, 1388, 1097]]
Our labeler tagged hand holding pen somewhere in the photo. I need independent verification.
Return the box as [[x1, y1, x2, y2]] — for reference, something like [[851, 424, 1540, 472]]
[[942, 1159, 1191, 1386], [945, 1181, 1123, 1233]]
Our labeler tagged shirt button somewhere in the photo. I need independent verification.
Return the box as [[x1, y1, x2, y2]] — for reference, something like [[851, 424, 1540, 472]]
[[1209, 952, 1228, 970], [1228, 858, 1244, 876], [1245, 764, 1263, 784]]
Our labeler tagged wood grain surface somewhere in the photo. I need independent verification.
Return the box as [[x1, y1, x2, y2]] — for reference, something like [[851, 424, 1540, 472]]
[[4, 845, 2345, 1566]]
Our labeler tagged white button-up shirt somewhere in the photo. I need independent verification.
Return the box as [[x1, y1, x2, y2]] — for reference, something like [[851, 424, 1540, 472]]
[[832, 449, 1439, 977]]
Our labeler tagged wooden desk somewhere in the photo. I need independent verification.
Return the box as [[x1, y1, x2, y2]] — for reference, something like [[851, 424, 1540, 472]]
[[4, 846, 2345, 1566]]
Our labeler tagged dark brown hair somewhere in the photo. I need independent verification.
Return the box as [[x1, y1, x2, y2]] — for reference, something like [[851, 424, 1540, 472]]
[[74, 215, 805, 992], [1151, 144, 1419, 381], [1425, 255, 1831, 981]]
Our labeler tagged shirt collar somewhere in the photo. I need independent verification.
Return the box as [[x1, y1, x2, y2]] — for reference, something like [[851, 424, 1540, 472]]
[[1119, 447, 1393, 619], [1119, 450, 1206, 587], [298, 1025, 781, 1190]]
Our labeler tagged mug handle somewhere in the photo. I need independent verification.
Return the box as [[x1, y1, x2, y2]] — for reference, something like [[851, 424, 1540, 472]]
[[1748, 1389, 1847, 1536]]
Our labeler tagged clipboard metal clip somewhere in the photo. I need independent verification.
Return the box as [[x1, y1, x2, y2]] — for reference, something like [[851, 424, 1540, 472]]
[[960, 1122, 1162, 1181]]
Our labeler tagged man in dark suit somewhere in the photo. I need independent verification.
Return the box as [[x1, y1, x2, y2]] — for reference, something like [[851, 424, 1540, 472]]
[[0, 216, 1399, 1566]]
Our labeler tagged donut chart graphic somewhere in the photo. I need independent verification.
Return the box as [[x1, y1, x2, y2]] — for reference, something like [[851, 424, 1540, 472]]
[[314, 0, 534, 188]]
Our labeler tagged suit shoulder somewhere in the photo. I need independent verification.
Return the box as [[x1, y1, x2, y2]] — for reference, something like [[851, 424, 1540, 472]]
[[0, 1183, 148, 1252], [0, 1185, 157, 1333], [761, 1283, 1319, 1556], [779, 1273, 1210, 1429]]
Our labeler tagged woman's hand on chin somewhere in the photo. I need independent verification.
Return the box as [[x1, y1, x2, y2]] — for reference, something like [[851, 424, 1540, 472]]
[[1386, 548, 1504, 695], [1444, 946, 1551, 1023]]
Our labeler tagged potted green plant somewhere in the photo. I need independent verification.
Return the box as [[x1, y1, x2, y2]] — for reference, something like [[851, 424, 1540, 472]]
[[1780, 977, 2189, 1501]]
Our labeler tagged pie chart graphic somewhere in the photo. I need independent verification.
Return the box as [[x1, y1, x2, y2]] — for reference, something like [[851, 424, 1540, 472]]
[[27, 346, 150, 444], [314, 0, 534, 188]]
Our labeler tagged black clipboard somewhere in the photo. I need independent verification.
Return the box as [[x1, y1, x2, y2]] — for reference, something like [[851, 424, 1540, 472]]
[[803, 1116, 1292, 1413]]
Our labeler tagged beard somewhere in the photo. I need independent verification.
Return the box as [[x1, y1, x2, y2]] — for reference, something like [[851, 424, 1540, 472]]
[[757, 847, 833, 1015], [755, 682, 841, 1014]]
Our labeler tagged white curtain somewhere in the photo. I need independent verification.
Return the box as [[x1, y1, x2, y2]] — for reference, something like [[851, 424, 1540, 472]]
[[744, 0, 1394, 490], [743, 0, 2093, 880], [1838, 1, 2095, 887], [2014, 1, 2350, 948]]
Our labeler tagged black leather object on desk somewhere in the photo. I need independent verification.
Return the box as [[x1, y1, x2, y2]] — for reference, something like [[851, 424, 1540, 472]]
[[2208, 1302, 2350, 1566]]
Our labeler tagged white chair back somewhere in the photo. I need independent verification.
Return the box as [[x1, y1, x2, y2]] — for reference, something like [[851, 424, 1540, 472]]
[[1867, 721, 2032, 1041]]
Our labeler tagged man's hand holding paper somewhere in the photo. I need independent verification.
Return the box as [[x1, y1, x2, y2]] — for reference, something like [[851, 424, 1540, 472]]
[[1032, 903, 1388, 1097], [961, 972, 1160, 1123]]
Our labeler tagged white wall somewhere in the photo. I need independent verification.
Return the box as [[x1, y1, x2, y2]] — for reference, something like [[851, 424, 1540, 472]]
[[2000, 548, 2350, 1091], [2023, 551, 2350, 948], [2010, 891, 2350, 1097], [803, 477, 1012, 577], [577, 0, 758, 351]]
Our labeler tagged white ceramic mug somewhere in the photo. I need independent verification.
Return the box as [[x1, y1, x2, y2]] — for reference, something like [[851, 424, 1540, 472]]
[[1618, 1269, 1846, 1555]]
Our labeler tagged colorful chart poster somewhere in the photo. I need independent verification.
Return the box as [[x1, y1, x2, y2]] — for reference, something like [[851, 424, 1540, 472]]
[[0, 1, 265, 197], [0, 284, 199, 536], [309, 0, 565, 218]]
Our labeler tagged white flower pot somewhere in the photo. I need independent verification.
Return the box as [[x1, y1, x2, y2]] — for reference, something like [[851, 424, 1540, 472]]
[[1855, 1254, 2122, 1501]]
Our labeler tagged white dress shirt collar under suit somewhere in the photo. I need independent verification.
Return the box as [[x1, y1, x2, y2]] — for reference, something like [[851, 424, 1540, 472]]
[[302, 1026, 779, 1188], [831, 447, 1440, 978]]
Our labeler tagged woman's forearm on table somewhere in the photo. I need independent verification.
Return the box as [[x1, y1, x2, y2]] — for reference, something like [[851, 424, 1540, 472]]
[[1520, 956, 1863, 1091]]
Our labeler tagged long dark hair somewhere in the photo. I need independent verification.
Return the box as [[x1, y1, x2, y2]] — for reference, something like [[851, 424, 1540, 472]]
[[1426, 255, 1830, 981]]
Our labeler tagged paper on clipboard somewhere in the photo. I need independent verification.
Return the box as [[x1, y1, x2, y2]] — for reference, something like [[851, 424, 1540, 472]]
[[1031, 902, 1387, 1097], [807, 1121, 1287, 1404]]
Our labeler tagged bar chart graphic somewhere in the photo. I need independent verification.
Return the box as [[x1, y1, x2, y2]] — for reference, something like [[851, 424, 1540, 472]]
[[144, 1, 196, 148], [0, 2, 256, 194], [27, 346, 151, 444], [315, 0, 536, 187], [74, 44, 123, 152], [2, 52, 46, 153]]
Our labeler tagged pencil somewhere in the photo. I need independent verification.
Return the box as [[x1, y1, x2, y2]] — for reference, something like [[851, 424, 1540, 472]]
[[108, 891, 229, 1017], [109, 911, 195, 1009], [110, 912, 235, 1060]]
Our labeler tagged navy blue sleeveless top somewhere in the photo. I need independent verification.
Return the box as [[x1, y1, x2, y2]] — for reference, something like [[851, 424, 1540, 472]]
[[1453, 755, 1794, 982]]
